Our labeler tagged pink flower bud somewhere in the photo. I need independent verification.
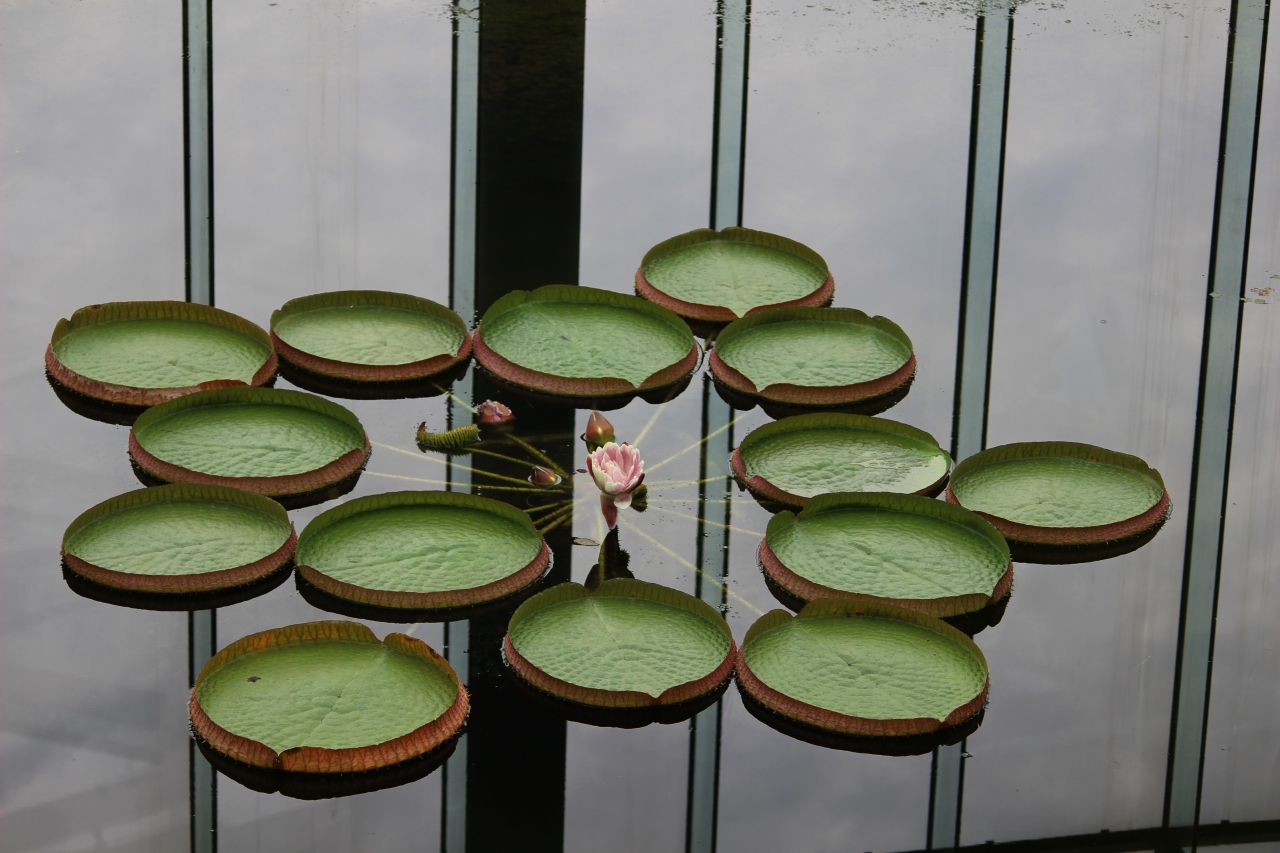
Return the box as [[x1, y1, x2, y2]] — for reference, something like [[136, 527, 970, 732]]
[[585, 410, 615, 445], [477, 399, 515, 426], [529, 465, 561, 487]]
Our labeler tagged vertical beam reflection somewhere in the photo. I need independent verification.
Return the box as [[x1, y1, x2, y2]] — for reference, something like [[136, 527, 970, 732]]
[[183, 0, 216, 850], [1164, 0, 1270, 829], [686, 379, 735, 853], [453, 1, 585, 850], [687, 3, 750, 851], [930, 1, 1013, 848], [441, 4, 479, 851]]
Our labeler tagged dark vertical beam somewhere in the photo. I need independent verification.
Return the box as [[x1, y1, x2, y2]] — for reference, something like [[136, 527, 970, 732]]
[[183, 0, 216, 850], [464, 378, 573, 853], [1164, 0, 1270, 828], [473, 0, 586, 314], [930, 1, 1013, 848], [441, 5, 480, 851], [686, 3, 750, 851], [458, 1, 585, 850]]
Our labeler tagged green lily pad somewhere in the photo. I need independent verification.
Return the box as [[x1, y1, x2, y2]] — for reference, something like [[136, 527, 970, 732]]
[[271, 291, 471, 382], [636, 227, 832, 322], [737, 601, 988, 736], [46, 301, 275, 407], [946, 442, 1171, 555], [732, 413, 951, 508], [505, 579, 735, 707], [192, 621, 466, 773], [761, 493, 1010, 617], [130, 388, 369, 498], [62, 484, 295, 594], [711, 308, 915, 409], [296, 491, 549, 611], [474, 286, 699, 398]]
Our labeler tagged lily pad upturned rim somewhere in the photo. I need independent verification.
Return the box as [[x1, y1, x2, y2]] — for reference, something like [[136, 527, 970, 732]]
[[736, 600, 990, 738], [296, 490, 551, 611], [730, 412, 953, 509], [759, 492, 1012, 618], [45, 301, 277, 408], [61, 483, 297, 595], [190, 620, 468, 774], [634, 227, 835, 324], [472, 285, 701, 398], [503, 579, 737, 709], [945, 441, 1172, 547], [270, 290, 473, 383], [128, 387, 371, 498], [709, 307, 917, 407]]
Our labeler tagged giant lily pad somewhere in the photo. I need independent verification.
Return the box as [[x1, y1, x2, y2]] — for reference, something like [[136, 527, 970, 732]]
[[732, 413, 951, 509], [473, 286, 700, 400], [635, 227, 834, 325], [736, 600, 988, 737], [709, 307, 915, 411], [760, 493, 1011, 618], [129, 388, 370, 501], [190, 621, 467, 774], [46, 301, 276, 408], [62, 484, 295, 595], [296, 490, 550, 613], [946, 442, 1171, 562], [270, 290, 472, 385], [504, 579, 735, 709]]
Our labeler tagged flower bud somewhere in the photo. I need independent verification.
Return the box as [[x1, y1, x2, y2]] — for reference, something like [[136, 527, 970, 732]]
[[529, 465, 562, 487], [585, 410, 615, 445], [477, 399, 515, 426]]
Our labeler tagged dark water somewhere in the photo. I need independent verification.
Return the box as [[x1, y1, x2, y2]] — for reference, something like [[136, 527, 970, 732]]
[[2, 1, 1278, 852]]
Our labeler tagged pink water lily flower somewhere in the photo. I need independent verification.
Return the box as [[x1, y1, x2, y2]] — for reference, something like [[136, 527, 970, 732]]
[[587, 441, 645, 528], [477, 399, 515, 426]]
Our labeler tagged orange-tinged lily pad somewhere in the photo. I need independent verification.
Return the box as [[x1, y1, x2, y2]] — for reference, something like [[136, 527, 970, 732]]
[[190, 621, 467, 775], [46, 301, 276, 409]]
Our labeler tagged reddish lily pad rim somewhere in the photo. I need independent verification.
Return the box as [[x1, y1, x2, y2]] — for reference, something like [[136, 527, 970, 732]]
[[270, 290, 473, 383], [730, 412, 952, 509], [46, 300, 277, 408], [736, 600, 989, 737], [190, 621, 468, 773], [296, 490, 551, 610], [709, 307, 916, 407], [129, 387, 371, 499], [945, 441, 1173, 547], [473, 285, 700, 398], [759, 492, 1012, 618], [634, 227, 835, 324], [504, 579, 737, 709], [61, 483, 297, 595]]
